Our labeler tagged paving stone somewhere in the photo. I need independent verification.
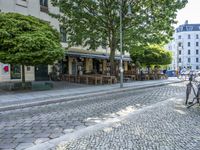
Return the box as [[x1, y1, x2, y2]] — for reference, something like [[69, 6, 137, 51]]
[[16, 143, 35, 150], [34, 138, 50, 144], [0, 143, 18, 149], [0, 83, 187, 149]]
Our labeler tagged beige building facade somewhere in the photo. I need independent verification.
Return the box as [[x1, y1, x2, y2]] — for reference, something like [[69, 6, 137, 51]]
[[0, 0, 131, 82]]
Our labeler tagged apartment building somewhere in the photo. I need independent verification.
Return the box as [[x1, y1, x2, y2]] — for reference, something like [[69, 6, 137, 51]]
[[166, 21, 200, 71]]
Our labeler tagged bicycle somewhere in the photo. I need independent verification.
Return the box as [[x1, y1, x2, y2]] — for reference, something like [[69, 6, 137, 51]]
[[185, 74, 200, 108]]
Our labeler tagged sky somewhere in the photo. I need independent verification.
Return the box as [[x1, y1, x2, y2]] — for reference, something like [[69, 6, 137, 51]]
[[175, 0, 200, 27]]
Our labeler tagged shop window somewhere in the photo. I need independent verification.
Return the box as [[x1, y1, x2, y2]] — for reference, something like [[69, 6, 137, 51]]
[[11, 64, 21, 79]]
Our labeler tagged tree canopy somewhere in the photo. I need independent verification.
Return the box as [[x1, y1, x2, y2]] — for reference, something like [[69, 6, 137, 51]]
[[51, 0, 187, 74], [0, 13, 64, 85], [130, 45, 172, 66], [0, 13, 64, 65]]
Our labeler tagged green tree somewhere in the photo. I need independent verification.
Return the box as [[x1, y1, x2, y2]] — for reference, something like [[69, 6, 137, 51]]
[[51, 0, 187, 74], [0, 13, 64, 87], [130, 44, 172, 66]]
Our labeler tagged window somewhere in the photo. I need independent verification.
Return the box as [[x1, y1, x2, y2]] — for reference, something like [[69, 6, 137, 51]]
[[178, 42, 182, 47], [188, 58, 191, 63], [196, 42, 199, 46], [196, 34, 199, 39], [196, 49, 199, 55], [188, 42, 190, 47], [40, 0, 48, 7], [179, 50, 181, 55], [16, 0, 27, 7], [11, 64, 21, 79], [60, 26, 67, 43], [178, 35, 181, 39], [196, 66, 199, 70], [188, 34, 191, 39], [188, 50, 190, 55], [186, 26, 193, 31], [196, 58, 199, 62], [40, 0, 48, 12], [27, 66, 31, 71], [179, 58, 181, 63]]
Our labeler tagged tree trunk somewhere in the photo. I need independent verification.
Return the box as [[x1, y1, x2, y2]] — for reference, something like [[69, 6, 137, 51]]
[[109, 30, 117, 76], [22, 64, 25, 89], [109, 47, 116, 75]]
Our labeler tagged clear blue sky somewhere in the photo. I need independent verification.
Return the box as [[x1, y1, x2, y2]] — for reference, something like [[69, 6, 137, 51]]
[[175, 0, 200, 27]]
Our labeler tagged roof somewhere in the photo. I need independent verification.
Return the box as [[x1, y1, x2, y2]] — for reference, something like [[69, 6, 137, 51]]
[[176, 23, 200, 33], [65, 48, 132, 61]]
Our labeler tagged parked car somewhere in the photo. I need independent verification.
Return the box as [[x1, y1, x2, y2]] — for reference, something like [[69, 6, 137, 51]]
[[166, 70, 177, 77]]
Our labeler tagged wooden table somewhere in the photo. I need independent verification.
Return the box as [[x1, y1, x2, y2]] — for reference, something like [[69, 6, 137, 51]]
[[124, 75, 136, 80]]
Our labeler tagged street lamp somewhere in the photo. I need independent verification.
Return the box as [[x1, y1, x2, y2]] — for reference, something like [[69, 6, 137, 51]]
[[119, 1, 132, 88]]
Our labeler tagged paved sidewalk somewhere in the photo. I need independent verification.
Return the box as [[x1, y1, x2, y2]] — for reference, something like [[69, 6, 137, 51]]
[[0, 78, 182, 111]]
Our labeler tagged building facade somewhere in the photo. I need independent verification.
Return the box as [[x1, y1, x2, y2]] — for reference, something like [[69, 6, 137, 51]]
[[0, 0, 131, 82], [166, 21, 200, 71], [0, 0, 61, 82]]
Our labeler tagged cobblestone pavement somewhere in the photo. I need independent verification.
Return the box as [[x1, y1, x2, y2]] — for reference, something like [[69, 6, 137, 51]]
[[0, 83, 186, 149], [57, 97, 200, 150]]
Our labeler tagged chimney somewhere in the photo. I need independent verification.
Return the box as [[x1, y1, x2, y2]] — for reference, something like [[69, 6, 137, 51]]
[[185, 20, 188, 24]]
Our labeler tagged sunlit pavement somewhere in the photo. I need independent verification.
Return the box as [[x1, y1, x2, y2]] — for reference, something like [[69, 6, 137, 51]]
[[1, 82, 197, 150]]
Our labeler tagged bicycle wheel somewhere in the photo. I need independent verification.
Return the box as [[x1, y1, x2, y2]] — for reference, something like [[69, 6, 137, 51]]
[[186, 83, 192, 105]]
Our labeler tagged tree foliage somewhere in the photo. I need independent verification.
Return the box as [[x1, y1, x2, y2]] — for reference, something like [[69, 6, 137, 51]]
[[0, 13, 64, 84], [51, 0, 187, 74], [130, 45, 172, 66], [0, 13, 64, 65]]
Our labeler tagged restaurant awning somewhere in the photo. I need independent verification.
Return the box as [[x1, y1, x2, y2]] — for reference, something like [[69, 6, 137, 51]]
[[65, 48, 132, 61]]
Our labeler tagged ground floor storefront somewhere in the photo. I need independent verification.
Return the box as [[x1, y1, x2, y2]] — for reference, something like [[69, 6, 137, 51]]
[[0, 48, 167, 85]]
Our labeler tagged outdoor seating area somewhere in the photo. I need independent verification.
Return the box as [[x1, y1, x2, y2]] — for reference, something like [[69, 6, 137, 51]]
[[63, 74, 117, 85], [59, 70, 167, 85]]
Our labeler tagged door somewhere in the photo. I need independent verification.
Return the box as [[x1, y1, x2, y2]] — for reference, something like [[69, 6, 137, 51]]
[[35, 65, 49, 81]]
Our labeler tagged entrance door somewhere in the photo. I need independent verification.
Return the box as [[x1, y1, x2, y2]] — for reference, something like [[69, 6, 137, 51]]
[[35, 65, 49, 81]]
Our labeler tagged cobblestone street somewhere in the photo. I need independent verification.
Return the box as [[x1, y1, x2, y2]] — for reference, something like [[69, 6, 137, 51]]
[[0, 82, 195, 150]]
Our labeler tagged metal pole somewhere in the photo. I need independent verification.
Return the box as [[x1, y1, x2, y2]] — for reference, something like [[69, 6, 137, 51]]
[[120, 0, 123, 88]]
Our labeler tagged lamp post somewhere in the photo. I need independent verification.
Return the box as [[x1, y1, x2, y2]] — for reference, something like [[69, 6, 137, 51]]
[[120, 0, 123, 88], [119, 1, 132, 88]]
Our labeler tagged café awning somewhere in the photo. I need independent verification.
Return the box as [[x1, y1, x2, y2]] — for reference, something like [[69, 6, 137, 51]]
[[65, 48, 132, 61]]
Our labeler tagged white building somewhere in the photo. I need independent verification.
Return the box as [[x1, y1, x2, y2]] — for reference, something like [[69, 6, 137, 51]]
[[167, 21, 200, 71]]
